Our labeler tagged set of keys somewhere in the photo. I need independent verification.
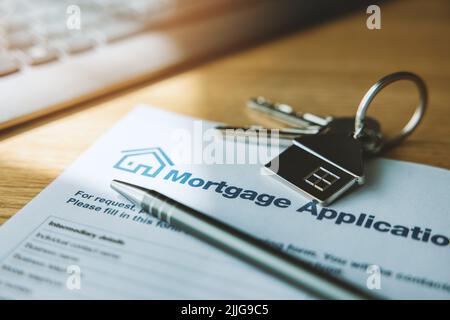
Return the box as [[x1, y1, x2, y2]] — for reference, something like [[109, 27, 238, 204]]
[[215, 72, 428, 206]]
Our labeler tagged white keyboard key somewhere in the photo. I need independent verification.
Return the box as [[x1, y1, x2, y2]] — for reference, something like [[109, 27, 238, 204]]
[[34, 9, 67, 27], [23, 45, 59, 65], [0, 17, 29, 33], [130, 0, 173, 15], [6, 31, 36, 49], [41, 23, 69, 39], [0, 53, 19, 76], [62, 35, 96, 54], [99, 22, 145, 43], [108, 4, 142, 20], [78, 13, 103, 29]]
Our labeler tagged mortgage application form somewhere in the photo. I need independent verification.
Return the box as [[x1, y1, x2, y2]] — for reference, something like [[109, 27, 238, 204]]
[[0, 106, 448, 299]]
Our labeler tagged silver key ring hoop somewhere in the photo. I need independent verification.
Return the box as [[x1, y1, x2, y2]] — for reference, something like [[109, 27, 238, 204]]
[[354, 71, 427, 150]]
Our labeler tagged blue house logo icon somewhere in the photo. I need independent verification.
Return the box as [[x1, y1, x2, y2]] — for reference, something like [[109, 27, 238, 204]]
[[114, 147, 174, 177]]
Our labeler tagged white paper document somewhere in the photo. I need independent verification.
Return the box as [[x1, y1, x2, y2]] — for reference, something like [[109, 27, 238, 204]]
[[0, 106, 449, 299]]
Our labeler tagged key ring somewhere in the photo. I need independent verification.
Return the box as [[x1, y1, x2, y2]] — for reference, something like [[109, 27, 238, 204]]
[[354, 71, 427, 151]]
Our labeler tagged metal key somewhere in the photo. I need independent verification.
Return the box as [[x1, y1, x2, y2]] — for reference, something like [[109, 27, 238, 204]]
[[257, 103, 383, 205], [263, 71, 427, 205], [265, 131, 367, 206], [247, 96, 332, 128], [246, 96, 383, 146], [215, 125, 321, 147], [215, 97, 382, 204], [215, 112, 382, 150]]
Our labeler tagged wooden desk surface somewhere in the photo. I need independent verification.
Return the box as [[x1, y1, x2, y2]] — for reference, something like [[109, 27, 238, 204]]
[[1, 0, 449, 225]]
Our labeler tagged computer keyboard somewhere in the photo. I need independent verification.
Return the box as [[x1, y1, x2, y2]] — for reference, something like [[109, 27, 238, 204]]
[[0, 0, 221, 74], [0, 0, 335, 130]]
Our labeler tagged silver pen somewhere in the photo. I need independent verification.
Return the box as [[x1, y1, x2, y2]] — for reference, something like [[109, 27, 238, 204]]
[[111, 179, 378, 300]]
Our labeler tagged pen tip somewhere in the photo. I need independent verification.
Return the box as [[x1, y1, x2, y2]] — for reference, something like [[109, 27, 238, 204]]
[[110, 179, 147, 206]]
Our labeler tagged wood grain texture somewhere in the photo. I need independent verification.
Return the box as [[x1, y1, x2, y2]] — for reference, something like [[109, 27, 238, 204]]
[[1, 0, 449, 225]]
